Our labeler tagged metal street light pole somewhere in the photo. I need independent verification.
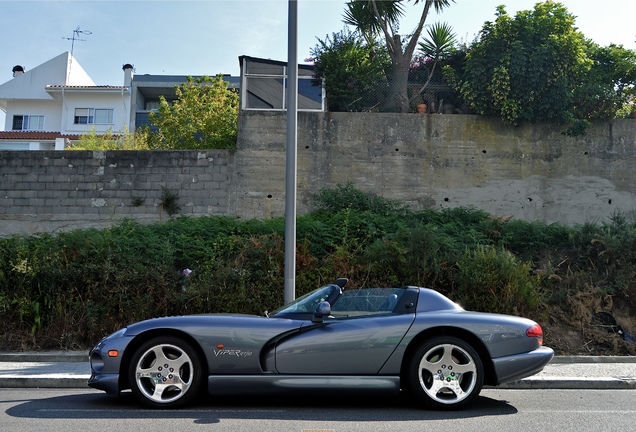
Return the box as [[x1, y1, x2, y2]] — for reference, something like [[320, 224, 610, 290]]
[[284, 0, 298, 303]]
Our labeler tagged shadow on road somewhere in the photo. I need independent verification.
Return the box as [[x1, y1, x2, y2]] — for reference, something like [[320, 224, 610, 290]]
[[5, 390, 518, 423]]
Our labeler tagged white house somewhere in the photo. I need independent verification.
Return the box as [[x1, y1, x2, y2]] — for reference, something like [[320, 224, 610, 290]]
[[0, 52, 132, 150], [0, 53, 324, 150]]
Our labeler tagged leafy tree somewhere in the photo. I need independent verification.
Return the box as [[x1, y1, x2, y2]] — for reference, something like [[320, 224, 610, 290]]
[[310, 28, 391, 112], [69, 126, 149, 150], [148, 75, 239, 150], [343, 0, 455, 113], [444, 3, 591, 128], [573, 42, 636, 120]]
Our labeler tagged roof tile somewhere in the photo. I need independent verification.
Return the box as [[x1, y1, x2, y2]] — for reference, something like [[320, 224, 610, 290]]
[[0, 131, 82, 140]]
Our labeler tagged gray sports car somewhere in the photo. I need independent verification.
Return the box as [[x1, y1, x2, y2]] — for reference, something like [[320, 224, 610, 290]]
[[88, 278, 553, 410]]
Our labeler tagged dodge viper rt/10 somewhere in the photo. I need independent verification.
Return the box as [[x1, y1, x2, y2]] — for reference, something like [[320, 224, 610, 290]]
[[88, 278, 553, 409]]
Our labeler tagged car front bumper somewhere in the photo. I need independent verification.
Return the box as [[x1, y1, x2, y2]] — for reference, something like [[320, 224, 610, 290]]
[[87, 330, 134, 395]]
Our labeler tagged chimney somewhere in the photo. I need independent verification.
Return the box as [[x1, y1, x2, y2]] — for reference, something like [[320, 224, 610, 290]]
[[12, 65, 25, 77], [122, 63, 134, 87]]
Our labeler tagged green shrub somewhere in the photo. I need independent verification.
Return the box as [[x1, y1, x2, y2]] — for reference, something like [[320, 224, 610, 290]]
[[1, 185, 635, 351], [452, 246, 541, 315]]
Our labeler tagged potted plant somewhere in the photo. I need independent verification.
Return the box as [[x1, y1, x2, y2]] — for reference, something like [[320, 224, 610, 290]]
[[417, 98, 428, 114]]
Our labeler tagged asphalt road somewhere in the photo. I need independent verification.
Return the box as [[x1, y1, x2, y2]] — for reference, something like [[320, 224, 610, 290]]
[[2, 388, 636, 432]]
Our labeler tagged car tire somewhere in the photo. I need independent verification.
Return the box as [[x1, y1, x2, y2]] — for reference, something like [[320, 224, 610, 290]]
[[407, 336, 484, 410], [128, 336, 203, 408]]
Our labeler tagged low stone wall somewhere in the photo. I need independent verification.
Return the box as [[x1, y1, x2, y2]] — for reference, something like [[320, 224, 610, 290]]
[[0, 150, 231, 236], [1, 112, 635, 236]]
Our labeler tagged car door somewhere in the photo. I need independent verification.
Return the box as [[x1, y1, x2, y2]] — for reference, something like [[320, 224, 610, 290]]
[[274, 288, 418, 375]]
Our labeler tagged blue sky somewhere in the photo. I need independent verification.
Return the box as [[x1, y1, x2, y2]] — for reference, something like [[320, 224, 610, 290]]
[[1, 0, 635, 128]]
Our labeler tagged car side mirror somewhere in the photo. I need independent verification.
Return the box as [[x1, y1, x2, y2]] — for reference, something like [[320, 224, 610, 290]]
[[312, 301, 331, 323]]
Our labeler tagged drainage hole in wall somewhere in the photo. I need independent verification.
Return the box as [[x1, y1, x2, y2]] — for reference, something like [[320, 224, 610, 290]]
[[267, 194, 272, 199], [482, 150, 487, 154], [608, 199, 612, 205], [444, 198, 449, 202]]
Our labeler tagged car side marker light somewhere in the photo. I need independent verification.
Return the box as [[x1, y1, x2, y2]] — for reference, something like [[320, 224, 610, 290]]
[[108, 350, 119, 357], [525, 324, 544, 346]]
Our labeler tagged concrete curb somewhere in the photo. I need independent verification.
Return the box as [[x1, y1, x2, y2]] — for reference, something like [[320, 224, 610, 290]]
[[496, 377, 636, 390], [0, 375, 89, 388], [1, 354, 635, 390], [0, 351, 86, 363], [550, 356, 636, 364]]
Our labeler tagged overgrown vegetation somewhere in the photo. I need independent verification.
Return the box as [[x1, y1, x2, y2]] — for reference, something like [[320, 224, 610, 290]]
[[68, 126, 151, 150], [1, 185, 635, 355], [443, 2, 636, 133], [148, 75, 239, 150], [69, 74, 239, 151], [320, 1, 636, 129], [341, 0, 455, 112], [310, 28, 391, 112]]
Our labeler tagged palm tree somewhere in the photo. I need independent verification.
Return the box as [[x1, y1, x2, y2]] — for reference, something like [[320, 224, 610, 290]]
[[343, 0, 455, 112], [412, 21, 457, 102]]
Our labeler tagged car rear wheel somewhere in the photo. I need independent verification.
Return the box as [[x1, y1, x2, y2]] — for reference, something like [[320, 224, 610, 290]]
[[408, 336, 484, 410], [128, 336, 203, 408]]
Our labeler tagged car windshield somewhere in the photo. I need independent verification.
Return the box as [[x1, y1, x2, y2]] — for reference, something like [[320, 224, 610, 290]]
[[270, 284, 341, 316]]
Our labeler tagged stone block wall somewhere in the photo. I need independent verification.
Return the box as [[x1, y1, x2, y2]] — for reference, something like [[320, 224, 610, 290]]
[[0, 150, 231, 235]]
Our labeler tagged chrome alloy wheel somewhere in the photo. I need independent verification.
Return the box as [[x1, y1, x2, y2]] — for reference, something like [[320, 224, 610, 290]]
[[417, 342, 478, 405], [134, 343, 194, 404]]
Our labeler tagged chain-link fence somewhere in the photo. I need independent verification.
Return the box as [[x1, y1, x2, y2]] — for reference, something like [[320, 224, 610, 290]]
[[407, 68, 464, 114], [324, 67, 463, 113]]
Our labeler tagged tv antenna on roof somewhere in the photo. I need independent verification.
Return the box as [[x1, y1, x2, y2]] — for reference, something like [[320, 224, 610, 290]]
[[63, 26, 92, 57]]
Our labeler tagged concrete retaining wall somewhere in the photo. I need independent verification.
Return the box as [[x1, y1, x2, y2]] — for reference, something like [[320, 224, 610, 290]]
[[234, 112, 636, 225]]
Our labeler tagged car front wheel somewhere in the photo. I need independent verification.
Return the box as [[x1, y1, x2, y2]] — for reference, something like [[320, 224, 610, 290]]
[[128, 336, 203, 408], [408, 336, 484, 410]]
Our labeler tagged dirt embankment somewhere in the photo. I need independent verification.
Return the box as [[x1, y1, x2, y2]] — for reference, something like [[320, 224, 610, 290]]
[[543, 288, 636, 356]]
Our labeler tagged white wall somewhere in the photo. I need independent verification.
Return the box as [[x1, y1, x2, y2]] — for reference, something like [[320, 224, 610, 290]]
[[60, 91, 131, 134], [4, 99, 62, 131]]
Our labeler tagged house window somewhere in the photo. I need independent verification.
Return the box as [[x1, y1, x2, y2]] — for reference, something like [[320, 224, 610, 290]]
[[241, 58, 324, 111], [74, 108, 114, 125], [145, 100, 161, 111], [12, 115, 45, 131]]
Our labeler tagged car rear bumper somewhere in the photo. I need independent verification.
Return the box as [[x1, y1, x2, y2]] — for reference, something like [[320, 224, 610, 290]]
[[493, 346, 555, 384]]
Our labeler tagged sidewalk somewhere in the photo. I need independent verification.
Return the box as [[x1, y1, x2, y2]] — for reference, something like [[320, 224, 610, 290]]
[[0, 352, 635, 390], [0, 351, 88, 388]]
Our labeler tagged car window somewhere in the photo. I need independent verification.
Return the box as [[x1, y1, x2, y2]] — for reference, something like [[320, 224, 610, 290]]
[[329, 288, 405, 318]]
